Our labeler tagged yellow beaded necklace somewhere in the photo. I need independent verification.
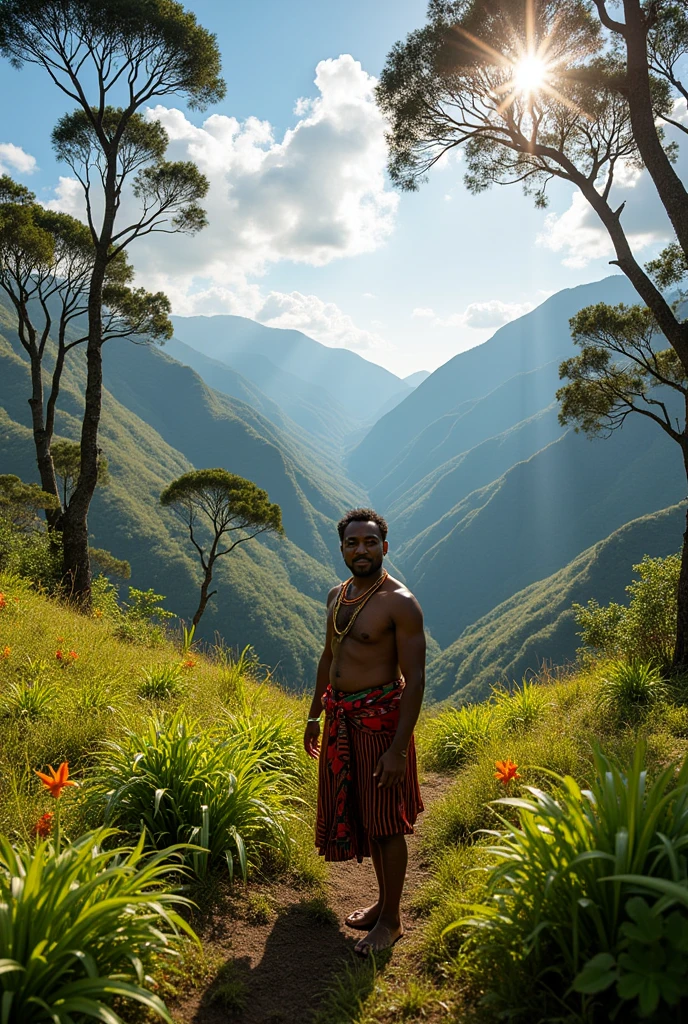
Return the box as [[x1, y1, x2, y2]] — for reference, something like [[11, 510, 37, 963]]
[[332, 570, 388, 645]]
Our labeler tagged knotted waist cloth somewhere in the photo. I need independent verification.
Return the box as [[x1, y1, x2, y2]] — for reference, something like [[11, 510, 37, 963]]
[[315, 680, 424, 862]]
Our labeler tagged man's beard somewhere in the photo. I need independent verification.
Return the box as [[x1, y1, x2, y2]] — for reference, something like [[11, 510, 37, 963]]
[[350, 556, 383, 578]]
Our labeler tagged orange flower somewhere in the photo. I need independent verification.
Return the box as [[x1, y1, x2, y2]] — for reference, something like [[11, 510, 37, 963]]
[[1, 646, 10, 659], [32, 811, 54, 838], [494, 759, 521, 786], [68, 650, 78, 660], [182, 657, 196, 669], [56, 649, 63, 660], [0, 593, 6, 610], [35, 762, 77, 799]]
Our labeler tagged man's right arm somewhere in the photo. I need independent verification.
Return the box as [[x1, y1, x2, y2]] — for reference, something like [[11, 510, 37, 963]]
[[304, 584, 339, 759]]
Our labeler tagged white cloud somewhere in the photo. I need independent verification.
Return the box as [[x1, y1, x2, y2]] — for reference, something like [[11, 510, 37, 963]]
[[126, 54, 397, 308], [43, 176, 84, 215], [255, 290, 389, 351], [538, 110, 688, 268], [0, 143, 36, 176], [412, 307, 436, 318], [421, 299, 534, 329]]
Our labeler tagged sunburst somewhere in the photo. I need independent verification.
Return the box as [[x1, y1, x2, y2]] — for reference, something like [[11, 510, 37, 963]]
[[454, 0, 588, 120]]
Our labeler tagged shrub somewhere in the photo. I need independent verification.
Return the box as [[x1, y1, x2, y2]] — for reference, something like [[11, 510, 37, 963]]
[[491, 677, 550, 733], [138, 663, 184, 701], [422, 703, 493, 771], [89, 711, 294, 880], [0, 828, 195, 1023], [450, 744, 688, 1021], [575, 553, 680, 668], [223, 708, 303, 777], [597, 659, 668, 724]]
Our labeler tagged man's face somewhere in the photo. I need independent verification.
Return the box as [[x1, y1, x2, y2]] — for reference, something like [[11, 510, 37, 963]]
[[341, 521, 388, 577]]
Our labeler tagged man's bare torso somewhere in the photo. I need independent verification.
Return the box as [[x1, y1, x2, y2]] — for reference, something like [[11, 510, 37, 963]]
[[327, 575, 412, 692]]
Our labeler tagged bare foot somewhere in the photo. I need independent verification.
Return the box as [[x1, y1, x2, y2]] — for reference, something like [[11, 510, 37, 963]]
[[345, 903, 381, 931], [354, 918, 403, 957]]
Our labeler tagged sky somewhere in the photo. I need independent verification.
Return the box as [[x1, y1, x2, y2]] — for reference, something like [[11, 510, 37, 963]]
[[0, 0, 684, 378]]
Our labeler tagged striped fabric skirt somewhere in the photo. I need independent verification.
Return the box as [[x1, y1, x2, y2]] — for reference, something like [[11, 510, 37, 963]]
[[315, 681, 424, 863]]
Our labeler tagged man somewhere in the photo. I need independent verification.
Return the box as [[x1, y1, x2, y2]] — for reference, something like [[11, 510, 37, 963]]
[[304, 507, 425, 956]]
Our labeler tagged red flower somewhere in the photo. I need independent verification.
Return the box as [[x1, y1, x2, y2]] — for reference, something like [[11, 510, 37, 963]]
[[35, 762, 77, 799], [68, 650, 78, 661], [0, 593, 6, 610], [55, 649, 63, 660], [494, 759, 521, 786], [31, 812, 54, 838]]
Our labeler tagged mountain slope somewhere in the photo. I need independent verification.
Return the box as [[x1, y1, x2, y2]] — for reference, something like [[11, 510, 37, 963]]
[[400, 408, 686, 647], [427, 503, 686, 703], [170, 313, 411, 426], [348, 275, 636, 487], [374, 361, 564, 508]]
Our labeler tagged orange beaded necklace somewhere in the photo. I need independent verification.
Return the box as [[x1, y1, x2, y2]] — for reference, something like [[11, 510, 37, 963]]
[[332, 570, 388, 644]]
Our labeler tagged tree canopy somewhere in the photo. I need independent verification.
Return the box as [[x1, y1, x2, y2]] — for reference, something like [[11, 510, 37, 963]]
[[160, 469, 284, 628]]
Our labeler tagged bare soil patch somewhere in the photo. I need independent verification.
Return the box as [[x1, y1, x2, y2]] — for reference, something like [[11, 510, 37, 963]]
[[173, 772, 453, 1024]]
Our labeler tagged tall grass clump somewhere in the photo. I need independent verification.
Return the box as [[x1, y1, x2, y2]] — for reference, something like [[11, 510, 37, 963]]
[[138, 663, 184, 701], [0, 829, 195, 1023], [491, 677, 550, 733], [422, 703, 494, 771], [449, 744, 688, 1021], [88, 711, 295, 880], [597, 659, 668, 724]]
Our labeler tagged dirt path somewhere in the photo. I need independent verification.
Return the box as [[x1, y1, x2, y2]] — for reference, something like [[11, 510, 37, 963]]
[[174, 773, 452, 1024]]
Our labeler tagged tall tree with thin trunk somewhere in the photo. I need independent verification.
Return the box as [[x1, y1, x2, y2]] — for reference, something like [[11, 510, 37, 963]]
[[376, 0, 688, 670], [0, 0, 224, 602], [0, 175, 172, 532], [160, 469, 284, 630]]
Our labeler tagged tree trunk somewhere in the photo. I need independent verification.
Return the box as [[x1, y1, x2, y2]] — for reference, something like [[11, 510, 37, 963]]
[[60, 254, 107, 603], [192, 561, 217, 629], [623, 1, 688, 262], [27, 352, 60, 519], [673, 441, 688, 673]]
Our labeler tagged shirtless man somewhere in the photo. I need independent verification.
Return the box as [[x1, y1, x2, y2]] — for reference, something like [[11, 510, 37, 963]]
[[303, 507, 425, 956]]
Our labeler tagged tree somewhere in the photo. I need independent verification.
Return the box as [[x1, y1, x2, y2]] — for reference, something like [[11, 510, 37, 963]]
[[0, 175, 172, 530], [0, 0, 225, 601], [0, 474, 59, 534], [377, 0, 688, 670], [160, 469, 284, 629]]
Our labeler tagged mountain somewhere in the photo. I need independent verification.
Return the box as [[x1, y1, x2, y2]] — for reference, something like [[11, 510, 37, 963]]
[[347, 275, 636, 487], [404, 371, 430, 387], [398, 407, 685, 648], [427, 502, 686, 704], [169, 314, 411, 427], [164, 336, 352, 450]]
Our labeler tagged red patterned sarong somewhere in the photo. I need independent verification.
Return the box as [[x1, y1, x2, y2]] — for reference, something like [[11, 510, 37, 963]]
[[315, 680, 424, 862]]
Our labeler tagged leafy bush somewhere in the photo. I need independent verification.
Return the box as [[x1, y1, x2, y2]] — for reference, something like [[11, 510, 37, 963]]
[[597, 659, 668, 724], [422, 703, 493, 771], [138, 663, 184, 701], [0, 828, 194, 1023], [112, 587, 176, 647], [89, 711, 294, 880], [491, 677, 550, 733], [575, 554, 680, 668], [451, 745, 688, 1020], [223, 709, 303, 777]]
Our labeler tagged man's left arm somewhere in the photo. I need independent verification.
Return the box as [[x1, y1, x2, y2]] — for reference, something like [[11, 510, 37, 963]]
[[374, 593, 425, 789]]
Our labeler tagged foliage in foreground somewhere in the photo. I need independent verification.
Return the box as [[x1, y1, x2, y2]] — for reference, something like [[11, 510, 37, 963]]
[[0, 829, 195, 1023], [88, 711, 297, 880], [450, 745, 688, 1021]]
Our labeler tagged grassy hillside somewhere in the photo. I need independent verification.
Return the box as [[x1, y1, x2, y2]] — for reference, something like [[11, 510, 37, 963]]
[[426, 502, 686, 703], [0, 316, 356, 687], [400, 409, 686, 647], [348, 275, 635, 487]]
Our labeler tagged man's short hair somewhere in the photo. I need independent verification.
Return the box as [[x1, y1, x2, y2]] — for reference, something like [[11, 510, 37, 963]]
[[337, 508, 388, 543]]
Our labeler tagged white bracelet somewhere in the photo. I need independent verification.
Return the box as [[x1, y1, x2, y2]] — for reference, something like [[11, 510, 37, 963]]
[[307, 716, 321, 724]]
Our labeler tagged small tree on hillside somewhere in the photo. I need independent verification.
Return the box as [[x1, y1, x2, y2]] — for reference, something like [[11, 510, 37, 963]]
[[160, 469, 284, 629], [377, 0, 688, 670], [0, 174, 172, 531], [52, 440, 110, 512], [0, 0, 224, 601]]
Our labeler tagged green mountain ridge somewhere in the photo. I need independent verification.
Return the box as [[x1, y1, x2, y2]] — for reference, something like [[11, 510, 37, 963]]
[[427, 502, 686, 703]]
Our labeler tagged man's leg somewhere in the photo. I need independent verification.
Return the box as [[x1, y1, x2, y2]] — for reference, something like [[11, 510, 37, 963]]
[[355, 833, 407, 954], [346, 838, 385, 928]]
